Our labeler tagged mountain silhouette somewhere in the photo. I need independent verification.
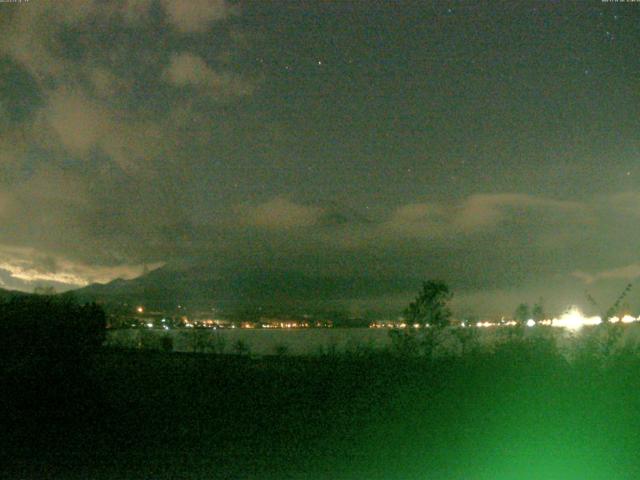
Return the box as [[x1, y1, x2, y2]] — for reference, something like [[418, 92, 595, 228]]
[[73, 263, 414, 315]]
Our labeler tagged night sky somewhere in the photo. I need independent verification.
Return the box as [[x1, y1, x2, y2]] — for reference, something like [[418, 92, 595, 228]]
[[1, 1, 639, 316]]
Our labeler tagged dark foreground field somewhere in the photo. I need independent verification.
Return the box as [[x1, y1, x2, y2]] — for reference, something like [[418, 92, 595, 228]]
[[3, 338, 640, 480]]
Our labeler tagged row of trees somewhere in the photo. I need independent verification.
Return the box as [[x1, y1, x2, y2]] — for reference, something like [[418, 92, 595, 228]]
[[0, 293, 106, 374], [514, 301, 546, 323], [403, 281, 553, 327]]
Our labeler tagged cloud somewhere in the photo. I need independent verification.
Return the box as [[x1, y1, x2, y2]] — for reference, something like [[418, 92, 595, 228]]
[[455, 194, 586, 231], [572, 264, 640, 285], [161, 0, 237, 33], [36, 85, 180, 175], [0, 169, 91, 256], [0, 0, 254, 289], [0, 4, 63, 82], [0, 191, 9, 219], [165, 52, 253, 98], [0, 0, 636, 316], [0, 244, 164, 289], [0, 138, 24, 180], [384, 193, 588, 238], [108, 0, 154, 24], [0, 1, 107, 84], [44, 89, 108, 157], [237, 197, 325, 229], [89, 67, 133, 99], [0, 0, 254, 176], [607, 192, 640, 217], [382, 202, 448, 237]]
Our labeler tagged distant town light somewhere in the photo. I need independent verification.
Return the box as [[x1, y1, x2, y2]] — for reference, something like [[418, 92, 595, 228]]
[[136, 306, 144, 313], [551, 307, 601, 331], [526, 319, 536, 328]]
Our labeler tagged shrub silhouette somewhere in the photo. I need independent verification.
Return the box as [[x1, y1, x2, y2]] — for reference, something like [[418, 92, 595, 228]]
[[160, 334, 174, 352], [0, 293, 107, 427], [0, 293, 106, 374], [233, 339, 250, 356]]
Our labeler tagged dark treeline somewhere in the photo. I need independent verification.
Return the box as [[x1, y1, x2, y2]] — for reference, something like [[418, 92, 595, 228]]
[[0, 293, 106, 365], [0, 293, 107, 457]]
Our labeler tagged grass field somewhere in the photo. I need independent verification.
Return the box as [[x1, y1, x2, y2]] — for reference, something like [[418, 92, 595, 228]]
[[3, 333, 640, 479]]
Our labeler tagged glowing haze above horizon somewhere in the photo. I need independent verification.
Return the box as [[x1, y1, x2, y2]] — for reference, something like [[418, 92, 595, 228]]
[[1, 1, 639, 316]]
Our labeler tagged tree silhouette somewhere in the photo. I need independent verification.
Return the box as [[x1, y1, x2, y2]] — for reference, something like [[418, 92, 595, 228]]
[[404, 280, 453, 329], [514, 303, 530, 324], [532, 301, 545, 322]]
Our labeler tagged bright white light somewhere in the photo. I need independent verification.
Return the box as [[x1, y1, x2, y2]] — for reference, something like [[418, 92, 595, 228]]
[[551, 307, 601, 331], [526, 319, 536, 327], [476, 321, 496, 328], [146, 323, 153, 328], [621, 315, 636, 324]]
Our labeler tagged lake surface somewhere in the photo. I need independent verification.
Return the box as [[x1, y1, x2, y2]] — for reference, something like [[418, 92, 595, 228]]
[[106, 327, 393, 355], [106, 324, 640, 356]]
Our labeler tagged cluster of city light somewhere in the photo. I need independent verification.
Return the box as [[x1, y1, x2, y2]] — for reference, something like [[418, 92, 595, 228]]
[[369, 307, 640, 332], [514, 308, 640, 331], [473, 320, 517, 328], [260, 321, 310, 329], [135, 304, 640, 333], [476, 321, 498, 328], [545, 307, 602, 331], [140, 320, 332, 330], [610, 315, 637, 324], [539, 308, 640, 331]]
